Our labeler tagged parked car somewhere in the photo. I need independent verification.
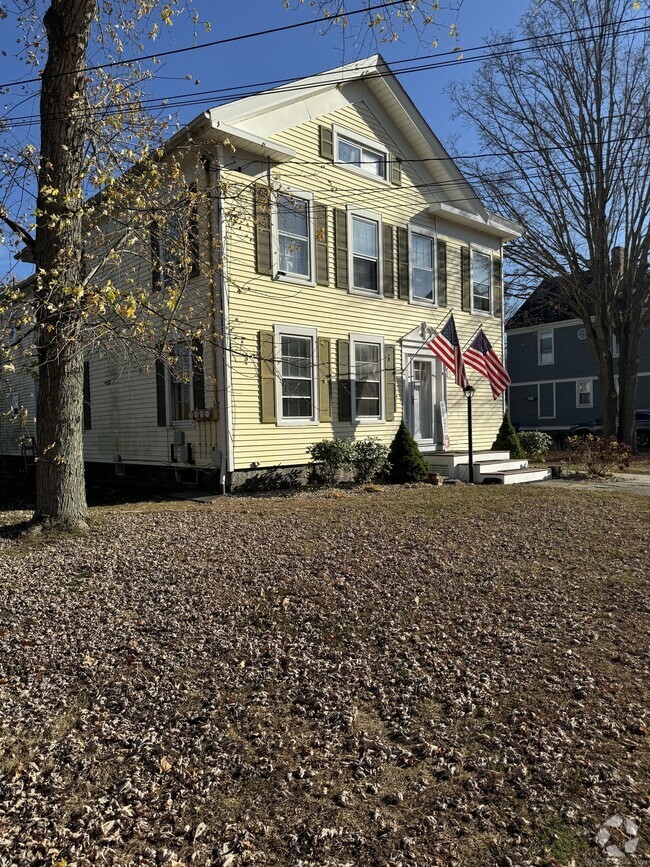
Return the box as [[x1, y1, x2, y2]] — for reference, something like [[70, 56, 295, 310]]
[[569, 410, 650, 449]]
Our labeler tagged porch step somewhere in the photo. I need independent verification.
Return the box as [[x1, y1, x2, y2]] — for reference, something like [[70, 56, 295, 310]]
[[474, 458, 529, 473], [480, 467, 552, 485]]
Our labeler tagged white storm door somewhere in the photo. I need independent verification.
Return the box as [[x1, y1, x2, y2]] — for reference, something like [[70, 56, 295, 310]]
[[411, 358, 435, 445]]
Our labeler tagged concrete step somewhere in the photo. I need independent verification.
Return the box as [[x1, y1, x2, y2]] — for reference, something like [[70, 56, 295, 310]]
[[474, 458, 529, 473], [479, 467, 552, 485]]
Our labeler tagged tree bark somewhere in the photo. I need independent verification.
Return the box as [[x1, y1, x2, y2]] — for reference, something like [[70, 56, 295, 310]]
[[33, 0, 96, 526], [617, 332, 640, 452]]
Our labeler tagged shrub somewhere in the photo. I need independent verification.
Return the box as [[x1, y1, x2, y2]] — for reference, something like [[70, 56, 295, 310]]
[[238, 466, 302, 494], [352, 437, 389, 484], [492, 413, 525, 458], [567, 434, 630, 476], [518, 430, 554, 461], [307, 437, 355, 487], [388, 420, 428, 483]]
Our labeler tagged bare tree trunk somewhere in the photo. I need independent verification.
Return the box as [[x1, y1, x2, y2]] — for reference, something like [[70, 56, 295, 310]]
[[597, 355, 619, 439], [617, 334, 639, 452], [33, 0, 96, 526]]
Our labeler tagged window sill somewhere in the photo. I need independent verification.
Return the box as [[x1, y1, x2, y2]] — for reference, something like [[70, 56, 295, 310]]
[[277, 418, 319, 427], [353, 417, 385, 425], [349, 288, 383, 299], [538, 360, 554, 367], [471, 308, 492, 317], [410, 296, 438, 308], [334, 162, 391, 186], [273, 273, 316, 288], [171, 420, 195, 428]]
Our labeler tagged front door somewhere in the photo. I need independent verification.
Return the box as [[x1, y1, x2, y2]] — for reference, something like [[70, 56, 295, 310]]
[[408, 357, 439, 447]]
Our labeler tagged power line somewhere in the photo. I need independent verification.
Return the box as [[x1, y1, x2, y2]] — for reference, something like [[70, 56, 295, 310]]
[[1, 11, 647, 122]]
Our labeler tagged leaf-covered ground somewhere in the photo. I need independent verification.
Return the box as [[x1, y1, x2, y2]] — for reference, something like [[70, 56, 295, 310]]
[[0, 485, 648, 866]]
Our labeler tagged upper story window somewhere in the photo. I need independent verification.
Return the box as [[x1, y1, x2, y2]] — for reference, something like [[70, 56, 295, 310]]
[[334, 126, 388, 181], [350, 211, 382, 296], [471, 248, 492, 314], [538, 329, 554, 365], [275, 325, 318, 424], [275, 192, 313, 282], [410, 228, 436, 304]]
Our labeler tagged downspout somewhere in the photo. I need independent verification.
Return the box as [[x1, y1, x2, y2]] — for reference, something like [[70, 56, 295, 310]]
[[209, 151, 234, 491]]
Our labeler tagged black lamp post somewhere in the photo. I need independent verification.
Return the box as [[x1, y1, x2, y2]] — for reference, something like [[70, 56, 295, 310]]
[[463, 384, 476, 483]]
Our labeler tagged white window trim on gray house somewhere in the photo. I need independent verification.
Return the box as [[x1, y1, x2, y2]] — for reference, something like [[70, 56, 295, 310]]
[[538, 382, 556, 419], [538, 328, 554, 365], [576, 378, 594, 409]]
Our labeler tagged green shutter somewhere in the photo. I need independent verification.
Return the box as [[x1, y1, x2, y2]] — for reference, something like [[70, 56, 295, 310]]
[[314, 203, 329, 286], [383, 223, 394, 298], [390, 155, 402, 186], [150, 222, 162, 292], [192, 339, 205, 411], [259, 330, 276, 424], [318, 337, 332, 422], [385, 344, 396, 422], [155, 356, 167, 426], [493, 255, 503, 319], [254, 185, 272, 275], [83, 361, 91, 431], [397, 227, 409, 300], [461, 246, 471, 312], [319, 124, 334, 160], [337, 338, 351, 422], [437, 239, 447, 307], [334, 209, 349, 290]]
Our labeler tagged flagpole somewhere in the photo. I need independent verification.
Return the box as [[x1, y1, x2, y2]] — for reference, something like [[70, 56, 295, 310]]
[[401, 309, 453, 375], [461, 323, 484, 352]]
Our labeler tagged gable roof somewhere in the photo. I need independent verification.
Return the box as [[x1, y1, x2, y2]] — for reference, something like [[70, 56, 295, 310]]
[[182, 55, 522, 242], [505, 279, 575, 330]]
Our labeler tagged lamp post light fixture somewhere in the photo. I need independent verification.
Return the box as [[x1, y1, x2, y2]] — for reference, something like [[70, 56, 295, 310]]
[[463, 384, 476, 483]]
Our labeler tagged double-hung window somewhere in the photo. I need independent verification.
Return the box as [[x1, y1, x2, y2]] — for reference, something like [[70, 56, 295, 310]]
[[577, 379, 593, 408], [168, 344, 193, 422], [471, 248, 492, 313], [351, 334, 384, 421], [336, 133, 387, 180], [275, 192, 313, 282], [350, 210, 381, 295], [410, 228, 436, 303], [275, 325, 318, 423], [538, 329, 554, 365]]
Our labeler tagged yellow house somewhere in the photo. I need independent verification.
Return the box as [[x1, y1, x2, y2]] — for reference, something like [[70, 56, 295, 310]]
[[2, 56, 549, 488]]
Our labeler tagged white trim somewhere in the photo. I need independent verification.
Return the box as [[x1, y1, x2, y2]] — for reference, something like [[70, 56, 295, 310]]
[[270, 188, 316, 287], [538, 381, 556, 419], [470, 244, 493, 316], [576, 378, 594, 409], [408, 223, 437, 307], [332, 124, 390, 184], [506, 318, 583, 335], [510, 376, 589, 387], [538, 328, 554, 366], [347, 207, 384, 298], [274, 324, 319, 426], [350, 332, 385, 423]]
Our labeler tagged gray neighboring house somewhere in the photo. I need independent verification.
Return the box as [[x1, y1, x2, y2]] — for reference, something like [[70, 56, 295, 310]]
[[506, 280, 650, 432]]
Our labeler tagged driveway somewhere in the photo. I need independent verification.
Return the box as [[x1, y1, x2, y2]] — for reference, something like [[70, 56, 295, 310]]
[[541, 472, 650, 496]]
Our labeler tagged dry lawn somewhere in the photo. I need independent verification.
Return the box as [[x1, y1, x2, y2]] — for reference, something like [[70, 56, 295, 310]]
[[0, 484, 648, 866]]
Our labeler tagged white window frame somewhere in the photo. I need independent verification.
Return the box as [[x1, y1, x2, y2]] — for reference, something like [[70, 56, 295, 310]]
[[538, 328, 555, 366], [165, 343, 195, 427], [274, 324, 319, 426], [271, 189, 316, 287], [350, 332, 385, 424], [333, 125, 389, 183], [470, 244, 493, 316], [408, 224, 437, 307], [612, 333, 620, 358], [537, 382, 556, 419], [348, 207, 383, 298], [576, 378, 594, 409]]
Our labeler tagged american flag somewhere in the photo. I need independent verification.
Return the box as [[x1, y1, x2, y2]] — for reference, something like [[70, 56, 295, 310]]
[[464, 329, 511, 399], [427, 314, 468, 388]]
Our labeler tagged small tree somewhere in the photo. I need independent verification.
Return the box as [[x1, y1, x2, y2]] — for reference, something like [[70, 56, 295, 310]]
[[388, 421, 428, 484], [492, 414, 525, 459]]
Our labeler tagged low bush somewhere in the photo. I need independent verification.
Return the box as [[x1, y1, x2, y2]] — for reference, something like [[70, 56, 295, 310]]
[[567, 434, 630, 476], [387, 421, 428, 484], [307, 438, 355, 487], [352, 437, 389, 484], [518, 430, 554, 461], [492, 413, 525, 458]]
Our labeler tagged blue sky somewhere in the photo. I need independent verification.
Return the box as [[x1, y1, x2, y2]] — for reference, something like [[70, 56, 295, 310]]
[[0, 0, 527, 276]]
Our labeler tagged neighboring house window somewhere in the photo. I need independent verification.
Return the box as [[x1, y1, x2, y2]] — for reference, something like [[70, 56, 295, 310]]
[[351, 333, 384, 421], [168, 344, 194, 422], [576, 379, 593, 408], [612, 333, 620, 357], [275, 325, 318, 424], [336, 133, 387, 179], [471, 248, 492, 313], [410, 228, 436, 304], [275, 192, 313, 281], [350, 210, 382, 295], [538, 329, 554, 365]]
